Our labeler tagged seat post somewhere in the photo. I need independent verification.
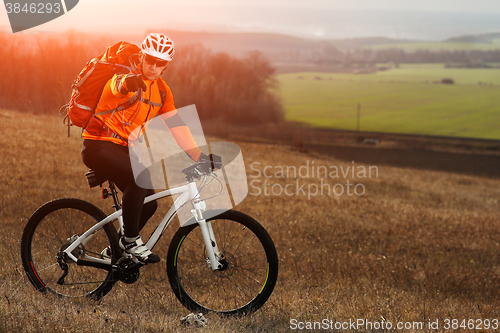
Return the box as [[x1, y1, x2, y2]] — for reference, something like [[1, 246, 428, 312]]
[[108, 181, 121, 211]]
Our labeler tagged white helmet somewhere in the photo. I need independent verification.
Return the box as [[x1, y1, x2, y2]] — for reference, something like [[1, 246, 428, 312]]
[[141, 33, 175, 61]]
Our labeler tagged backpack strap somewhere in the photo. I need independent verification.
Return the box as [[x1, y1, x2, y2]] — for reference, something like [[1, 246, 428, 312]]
[[136, 79, 167, 107], [94, 89, 142, 118], [157, 78, 168, 106], [139, 97, 163, 107]]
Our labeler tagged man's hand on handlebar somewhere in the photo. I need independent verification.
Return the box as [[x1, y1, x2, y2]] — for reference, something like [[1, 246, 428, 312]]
[[181, 153, 222, 181], [198, 153, 222, 171]]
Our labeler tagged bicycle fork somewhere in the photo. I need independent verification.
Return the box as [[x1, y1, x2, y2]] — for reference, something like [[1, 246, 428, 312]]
[[191, 198, 223, 271]]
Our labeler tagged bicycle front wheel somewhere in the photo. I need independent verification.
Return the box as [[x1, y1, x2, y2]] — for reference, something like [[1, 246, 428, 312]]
[[21, 198, 120, 299], [167, 209, 278, 316]]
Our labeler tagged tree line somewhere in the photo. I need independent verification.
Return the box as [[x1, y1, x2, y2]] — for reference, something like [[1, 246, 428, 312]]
[[0, 32, 283, 125], [313, 48, 500, 67]]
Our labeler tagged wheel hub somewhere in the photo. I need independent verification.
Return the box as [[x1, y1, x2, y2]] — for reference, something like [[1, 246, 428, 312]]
[[58, 235, 84, 264], [217, 258, 229, 271]]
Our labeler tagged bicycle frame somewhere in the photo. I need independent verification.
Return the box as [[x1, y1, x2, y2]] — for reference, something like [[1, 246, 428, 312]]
[[62, 179, 223, 271]]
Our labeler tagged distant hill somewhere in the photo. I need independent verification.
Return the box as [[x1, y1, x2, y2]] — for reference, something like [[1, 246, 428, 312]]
[[445, 32, 500, 44], [156, 30, 321, 57], [160, 30, 414, 52], [154, 29, 500, 56], [147, 29, 416, 68], [331, 37, 416, 49], [142, 29, 500, 73], [370, 32, 500, 52]]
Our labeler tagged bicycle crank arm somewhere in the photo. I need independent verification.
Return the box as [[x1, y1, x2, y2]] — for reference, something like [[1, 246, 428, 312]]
[[120, 260, 144, 273]]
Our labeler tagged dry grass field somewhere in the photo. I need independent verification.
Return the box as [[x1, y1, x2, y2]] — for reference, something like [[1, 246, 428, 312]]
[[1, 109, 500, 332]]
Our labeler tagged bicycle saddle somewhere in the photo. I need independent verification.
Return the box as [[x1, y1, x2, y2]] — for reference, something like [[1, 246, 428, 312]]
[[85, 169, 108, 188]]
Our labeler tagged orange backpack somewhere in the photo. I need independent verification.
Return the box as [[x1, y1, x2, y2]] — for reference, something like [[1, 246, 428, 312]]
[[63, 41, 141, 133]]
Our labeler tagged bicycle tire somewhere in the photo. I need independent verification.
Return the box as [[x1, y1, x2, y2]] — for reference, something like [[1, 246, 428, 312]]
[[21, 198, 120, 299], [166, 209, 278, 316]]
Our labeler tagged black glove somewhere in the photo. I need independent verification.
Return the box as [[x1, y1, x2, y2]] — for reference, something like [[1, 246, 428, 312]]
[[198, 153, 222, 170], [123, 74, 147, 93]]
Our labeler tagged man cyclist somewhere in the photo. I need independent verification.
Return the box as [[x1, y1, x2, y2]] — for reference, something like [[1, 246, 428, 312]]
[[81, 33, 206, 263]]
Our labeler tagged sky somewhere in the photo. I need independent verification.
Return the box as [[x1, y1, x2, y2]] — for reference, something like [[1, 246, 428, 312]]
[[3, 0, 500, 40]]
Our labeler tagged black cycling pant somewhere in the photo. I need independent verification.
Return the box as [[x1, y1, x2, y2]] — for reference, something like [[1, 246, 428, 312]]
[[81, 139, 157, 238]]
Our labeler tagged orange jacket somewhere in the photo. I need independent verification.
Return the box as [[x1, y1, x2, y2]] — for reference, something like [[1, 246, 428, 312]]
[[83, 69, 202, 161]]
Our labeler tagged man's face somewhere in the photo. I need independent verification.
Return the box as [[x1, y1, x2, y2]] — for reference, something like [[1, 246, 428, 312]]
[[141, 53, 169, 80]]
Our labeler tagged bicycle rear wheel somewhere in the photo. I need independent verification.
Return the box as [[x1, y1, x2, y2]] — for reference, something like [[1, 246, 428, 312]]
[[166, 209, 278, 316], [21, 198, 120, 299]]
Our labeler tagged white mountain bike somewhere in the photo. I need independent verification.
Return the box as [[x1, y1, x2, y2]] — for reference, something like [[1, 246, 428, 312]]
[[21, 158, 278, 316]]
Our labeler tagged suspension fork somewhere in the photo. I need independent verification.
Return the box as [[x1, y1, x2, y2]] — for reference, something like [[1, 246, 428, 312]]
[[196, 214, 223, 271], [189, 180, 222, 270]]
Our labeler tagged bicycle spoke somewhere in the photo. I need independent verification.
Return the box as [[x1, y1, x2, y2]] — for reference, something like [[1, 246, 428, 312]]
[[37, 263, 59, 272]]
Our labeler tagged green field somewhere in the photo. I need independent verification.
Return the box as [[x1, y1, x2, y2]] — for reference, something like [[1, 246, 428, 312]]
[[277, 64, 500, 139]]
